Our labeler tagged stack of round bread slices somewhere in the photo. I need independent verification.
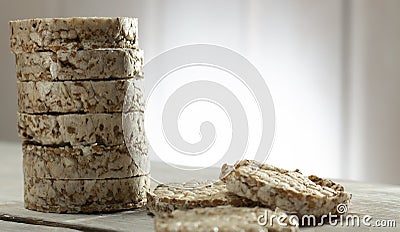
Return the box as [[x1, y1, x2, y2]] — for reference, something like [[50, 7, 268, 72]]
[[10, 17, 149, 213]]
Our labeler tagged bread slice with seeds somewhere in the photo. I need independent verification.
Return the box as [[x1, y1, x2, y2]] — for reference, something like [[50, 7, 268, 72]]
[[18, 112, 144, 146], [23, 143, 149, 179], [154, 205, 299, 232], [15, 49, 143, 81], [10, 17, 138, 53], [220, 160, 351, 217], [17, 79, 144, 114], [147, 180, 258, 215], [24, 175, 149, 213]]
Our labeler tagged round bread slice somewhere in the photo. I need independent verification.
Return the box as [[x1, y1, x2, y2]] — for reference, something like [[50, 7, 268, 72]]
[[10, 17, 138, 54], [15, 49, 143, 81], [17, 79, 144, 113], [147, 180, 258, 215], [220, 160, 352, 217], [18, 112, 144, 146], [24, 176, 149, 213], [23, 143, 149, 179], [154, 205, 299, 232]]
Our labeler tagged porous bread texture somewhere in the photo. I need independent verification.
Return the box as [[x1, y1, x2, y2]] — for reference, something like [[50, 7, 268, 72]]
[[10, 17, 138, 53], [23, 143, 149, 179], [122, 111, 147, 159], [24, 175, 149, 213], [15, 49, 143, 81], [17, 79, 144, 113], [154, 206, 299, 232], [147, 180, 258, 215], [18, 112, 144, 146], [220, 160, 352, 217]]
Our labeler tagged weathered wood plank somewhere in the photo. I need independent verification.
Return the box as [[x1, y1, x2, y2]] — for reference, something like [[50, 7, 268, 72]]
[[0, 201, 153, 232], [0, 220, 79, 232]]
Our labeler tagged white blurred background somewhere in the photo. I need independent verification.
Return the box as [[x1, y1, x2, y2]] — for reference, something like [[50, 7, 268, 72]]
[[0, 0, 399, 184]]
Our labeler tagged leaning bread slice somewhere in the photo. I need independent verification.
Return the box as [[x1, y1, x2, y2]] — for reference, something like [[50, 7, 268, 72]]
[[18, 112, 144, 146], [17, 79, 144, 113], [15, 49, 143, 81], [220, 160, 351, 217], [147, 180, 258, 215], [154, 205, 299, 232], [10, 17, 138, 53], [24, 175, 149, 213], [23, 143, 149, 179]]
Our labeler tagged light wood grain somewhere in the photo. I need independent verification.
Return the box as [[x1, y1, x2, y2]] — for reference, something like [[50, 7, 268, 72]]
[[0, 220, 79, 232], [0, 202, 152, 232]]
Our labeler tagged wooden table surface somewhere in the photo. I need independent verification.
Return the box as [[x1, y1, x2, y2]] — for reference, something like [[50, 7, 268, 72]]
[[0, 142, 399, 231]]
